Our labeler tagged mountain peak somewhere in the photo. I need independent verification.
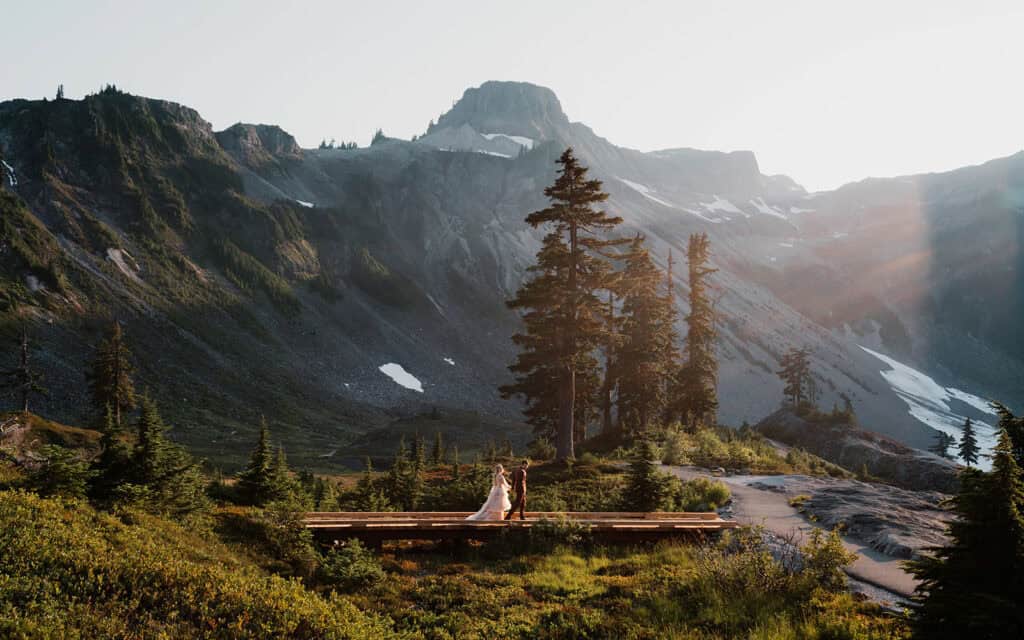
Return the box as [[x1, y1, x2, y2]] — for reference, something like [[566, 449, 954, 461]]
[[432, 81, 569, 140]]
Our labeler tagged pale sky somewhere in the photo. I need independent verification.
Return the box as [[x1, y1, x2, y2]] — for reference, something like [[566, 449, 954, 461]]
[[3, 0, 1023, 191]]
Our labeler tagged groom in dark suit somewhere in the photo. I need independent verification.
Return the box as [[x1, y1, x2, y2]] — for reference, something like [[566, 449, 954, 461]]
[[504, 459, 529, 520]]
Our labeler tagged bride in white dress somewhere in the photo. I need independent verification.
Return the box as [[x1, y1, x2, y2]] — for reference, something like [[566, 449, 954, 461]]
[[466, 464, 512, 520]]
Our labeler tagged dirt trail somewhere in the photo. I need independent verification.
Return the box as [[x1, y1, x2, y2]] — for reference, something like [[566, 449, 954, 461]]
[[665, 465, 918, 599]]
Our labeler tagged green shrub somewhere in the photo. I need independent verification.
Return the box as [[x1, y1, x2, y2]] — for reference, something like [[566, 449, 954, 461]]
[[672, 477, 731, 511], [28, 444, 95, 498], [528, 438, 556, 461], [0, 490, 394, 638], [319, 539, 385, 592]]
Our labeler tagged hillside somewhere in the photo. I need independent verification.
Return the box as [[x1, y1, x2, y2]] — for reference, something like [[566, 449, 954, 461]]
[[1, 81, 1019, 468]]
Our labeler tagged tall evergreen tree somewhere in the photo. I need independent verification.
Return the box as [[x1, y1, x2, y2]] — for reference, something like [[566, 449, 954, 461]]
[[237, 416, 276, 506], [430, 431, 443, 466], [617, 235, 677, 435], [132, 394, 207, 516], [412, 433, 426, 471], [87, 321, 136, 427], [993, 402, 1024, 467], [501, 232, 602, 446], [909, 426, 1024, 637], [90, 404, 133, 500], [598, 289, 622, 434], [958, 417, 980, 468], [672, 233, 718, 430], [503, 149, 625, 459], [776, 347, 812, 408], [1, 328, 47, 412]]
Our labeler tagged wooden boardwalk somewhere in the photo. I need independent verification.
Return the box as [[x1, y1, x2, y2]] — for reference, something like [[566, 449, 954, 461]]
[[305, 511, 738, 545]]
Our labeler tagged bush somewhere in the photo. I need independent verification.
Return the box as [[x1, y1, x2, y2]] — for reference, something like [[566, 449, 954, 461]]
[[528, 438, 556, 461], [319, 539, 385, 592], [672, 477, 731, 511], [28, 444, 95, 498], [0, 490, 394, 638]]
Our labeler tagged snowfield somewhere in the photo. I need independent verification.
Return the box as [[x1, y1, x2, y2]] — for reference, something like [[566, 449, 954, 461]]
[[378, 363, 424, 393], [700, 195, 743, 215], [294, 199, 314, 208], [443, 357, 455, 366], [617, 177, 677, 209], [859, 346, 997, 469], [749, 197, 788, 219], [480, 133, 535, 150]]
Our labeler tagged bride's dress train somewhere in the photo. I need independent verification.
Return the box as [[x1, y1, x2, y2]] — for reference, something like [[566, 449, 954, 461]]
[[466, 468, 512, 520]]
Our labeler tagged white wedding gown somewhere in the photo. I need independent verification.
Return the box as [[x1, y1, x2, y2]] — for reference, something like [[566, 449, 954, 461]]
[[466, 471, 512, 520]]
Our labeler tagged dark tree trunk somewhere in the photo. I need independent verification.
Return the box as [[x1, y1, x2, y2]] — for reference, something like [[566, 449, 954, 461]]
[[557, 365, 575, 460]]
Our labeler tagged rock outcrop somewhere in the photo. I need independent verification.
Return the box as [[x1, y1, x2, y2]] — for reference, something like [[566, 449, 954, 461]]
[[755, 408, 960, 492]]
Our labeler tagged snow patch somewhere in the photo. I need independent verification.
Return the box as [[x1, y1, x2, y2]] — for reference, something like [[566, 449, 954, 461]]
[[789, 206, 815, 214], [25, 275, 44, 292], [295, 199, 314, 208], [777, 242, 794, 248], [443, 357, 455, 366], [749, 197, 788, 219], [378, 363, 424, 393], [1, 160, 16, 187], [617, 177, 678, 209], [106, 248, 142, 282], [859, 346, 997, 468], [480, 133, 535, 150], [438, 147, 511, 158], [700, 195, 743, 215]]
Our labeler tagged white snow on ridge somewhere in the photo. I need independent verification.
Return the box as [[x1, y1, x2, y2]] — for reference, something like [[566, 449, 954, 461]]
[[1, 159, 16, 187], [378, 363, 424, 393], [700, 195, 743, 215], [859, 345, 997, 468], [789, 206, 815, 214], [617, 177, 677, 209], [438, 147, 511, 158], [443, 357, 455, 366], [481, 133, 535, 150], [295, 199, 314, 208], [749, 197, 788, 219]]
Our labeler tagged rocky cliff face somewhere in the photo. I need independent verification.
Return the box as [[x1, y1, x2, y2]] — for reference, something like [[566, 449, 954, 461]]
[[0, 81, 1019, 469]]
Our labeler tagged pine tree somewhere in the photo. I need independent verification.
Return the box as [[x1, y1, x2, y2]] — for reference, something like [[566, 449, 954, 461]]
[[503, 149, 625, 459], [617, 235, 677, 435], [958, 417, 980, 468], [56, 84, 64, 100], [354, 457, 391, 511], [929, 431, 956, 459], [431, 431, 443, 466], [412, 433, 426, 471], [776, 347, 812, 408], [993, 402, 1024, 467], [672, 234, 718, 430], [87, 321, 136, 427], [621, 440, 667, 512], [451, 445, 461, 480], [598, 289, 621, 434], [132, 394, 207, 516], [1, 328, 47, 412], [30, 444, 94, 498], [909, 426, 1024, 637], [500, 232, 602, 446], [268, 445, 297, 503], [90, 404, 133, 500], [237, 417, 276, 506]]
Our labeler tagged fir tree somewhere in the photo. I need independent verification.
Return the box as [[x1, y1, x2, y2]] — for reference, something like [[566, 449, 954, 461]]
[[56, 84, 64, 100], [131, 394, 207, 516], [503, 149, 625, 460], [909, 426, 1024, 637], [90, 404, 133, 500], [672, 234, 718, 430], [776, 347, 812, 408], [958, 417, 980, 468], [617, 235, 677, 435], [412, 433, 426, 471], [268, 445, 297, 503], [500, 232, 602, 446], [87, 321, 136, 427], [929, 431, 956, 459], [30, 445, 94, 498], [621, 440, 667, 512], [354, 457, 391, 511], [1, 328, 47, 413], [993, 402, 1024, 467], [431, 431, 443, 466], [237, 417, 276, 506]]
